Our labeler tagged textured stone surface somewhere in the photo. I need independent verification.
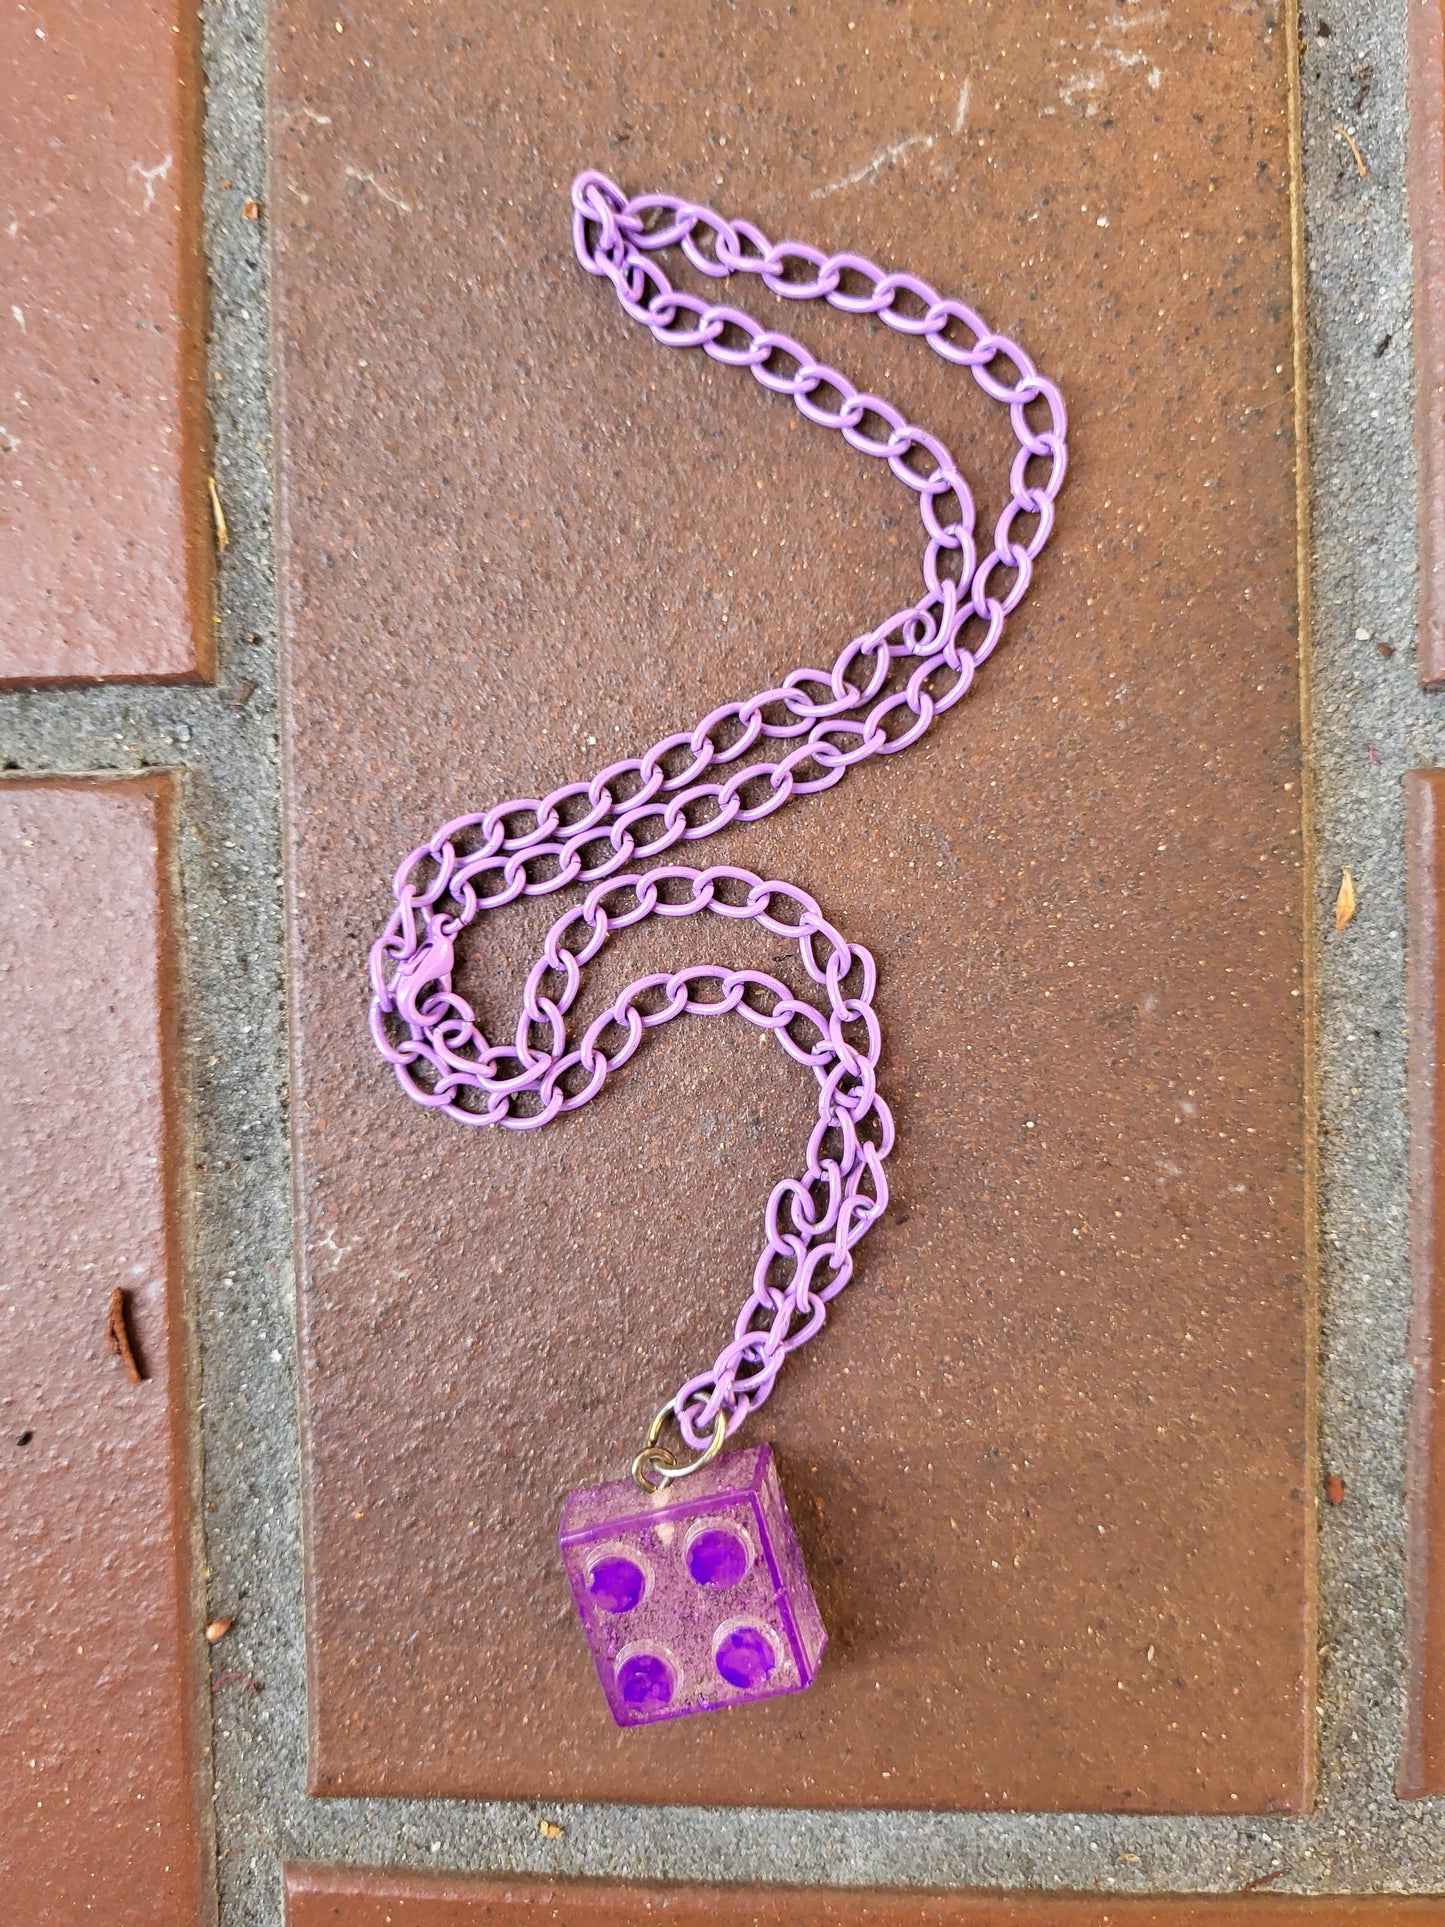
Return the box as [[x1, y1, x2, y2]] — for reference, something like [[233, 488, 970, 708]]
[[272, 0, 1310, 1811], [0, 776, 210, 1922], [284, 1867, 1445, 1925], [0, 0, 212, 684]]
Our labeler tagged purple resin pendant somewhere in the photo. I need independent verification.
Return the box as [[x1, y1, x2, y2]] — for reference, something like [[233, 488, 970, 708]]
[[559, 1444, 826, 1726]]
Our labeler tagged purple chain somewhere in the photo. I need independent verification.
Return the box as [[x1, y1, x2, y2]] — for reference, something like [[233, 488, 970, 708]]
[[370, 172, 1068, 1456]]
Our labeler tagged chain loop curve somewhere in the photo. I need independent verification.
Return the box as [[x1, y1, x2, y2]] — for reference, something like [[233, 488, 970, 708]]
[[370, 174, 1069, 1457]]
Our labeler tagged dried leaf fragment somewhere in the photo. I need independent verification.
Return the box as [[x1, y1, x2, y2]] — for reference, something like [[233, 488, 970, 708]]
[[1324, 1473, 1346, 1506], [208, 475, 229, 550], [539, 1820, 564, 1839], [242, 199, 260, 221], [104, 1287, 145, 1384], [205, 1616, 236, 1644], [1334, 866, 1357, 932]]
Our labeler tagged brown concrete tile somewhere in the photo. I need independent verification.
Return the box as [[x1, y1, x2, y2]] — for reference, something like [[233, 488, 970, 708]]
[[0, 1, 212, 685], [273, 0, 1311, 1808], [1404, 771, 1445, 1792], [1409, 0, 1445, 688], [284, 1868, 1445, 1927], [0, 777, 210, 1919]]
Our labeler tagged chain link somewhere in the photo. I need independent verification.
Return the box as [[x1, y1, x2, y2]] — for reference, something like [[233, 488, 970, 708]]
[[370, 173, 1068, 1454]]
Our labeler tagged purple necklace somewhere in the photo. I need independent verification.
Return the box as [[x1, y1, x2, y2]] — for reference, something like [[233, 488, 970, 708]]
[[370, 172, 1068, 1726]]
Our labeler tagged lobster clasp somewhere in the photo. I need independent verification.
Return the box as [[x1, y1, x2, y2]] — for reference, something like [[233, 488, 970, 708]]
[[392, 926, 455, 1025]]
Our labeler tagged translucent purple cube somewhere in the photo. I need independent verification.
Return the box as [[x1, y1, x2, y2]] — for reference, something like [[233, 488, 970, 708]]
[[559, 1443, 827, 1726]]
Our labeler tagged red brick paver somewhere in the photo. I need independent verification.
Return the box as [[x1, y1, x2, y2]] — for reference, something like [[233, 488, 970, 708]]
[[1409, 0, 1445, 687], [0, 0, 212, 684], [285, 1868, 1445, 1927], [273, 0, 1311, 1809], [0, 777, 209, 1922]]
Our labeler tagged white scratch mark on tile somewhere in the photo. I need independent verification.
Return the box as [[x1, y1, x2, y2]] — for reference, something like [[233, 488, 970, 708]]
[[130, 153, 173, 212], [1060, 11, 1166, 111], [1104, 45, 1163, 86], [1059, 68, 1108, 107], [812, 132, 935, 200], [344, 164, 414, 213], [10, 306, 25, 331], [952, 79, 971, 134], [313, 1227, 350, 1269], [301, 106, 333, 125]]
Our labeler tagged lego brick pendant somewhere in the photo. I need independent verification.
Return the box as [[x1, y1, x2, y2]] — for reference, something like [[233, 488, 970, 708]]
[[559, 1444, 826, 1726]]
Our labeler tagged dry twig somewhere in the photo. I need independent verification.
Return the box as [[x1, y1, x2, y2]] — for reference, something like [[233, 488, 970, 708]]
[[211, 1670, 261, 1694], [104, 1288, 145, 1384], [1332, 123, 1369, 178]]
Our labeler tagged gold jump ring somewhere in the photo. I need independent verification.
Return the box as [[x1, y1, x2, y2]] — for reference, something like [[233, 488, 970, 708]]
[[631, 1399, 727, 1491]]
